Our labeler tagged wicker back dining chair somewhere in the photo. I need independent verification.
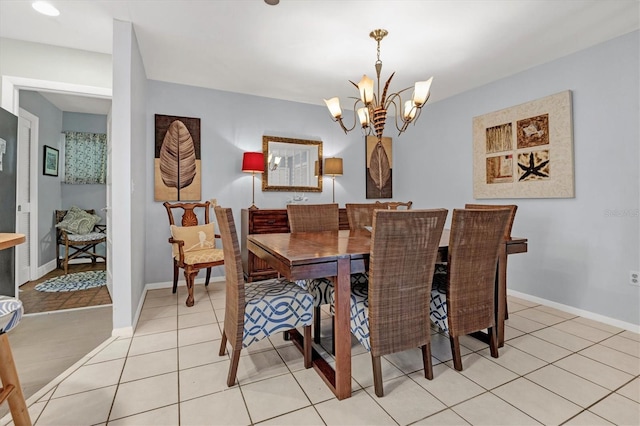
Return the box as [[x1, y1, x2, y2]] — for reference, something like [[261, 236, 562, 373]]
[[164, 201, 224, 307], [287, 203, 339, 232], [344, 209, 447, 396], [345, 203, 381, 230], [433, 208, 511, 371], [465, 203, 517, 319], [286, 203, 339, 343], [375, 200, 413, 210], [214, 206, 313, 386]]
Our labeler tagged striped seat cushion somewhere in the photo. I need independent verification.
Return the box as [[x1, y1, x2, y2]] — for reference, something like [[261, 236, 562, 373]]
[[0, 296, 23, 334], [243, 278, 314, 348]]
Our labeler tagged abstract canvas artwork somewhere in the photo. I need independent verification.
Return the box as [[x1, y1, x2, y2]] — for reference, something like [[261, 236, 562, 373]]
[[473, 91, 574, 198], [154, 114, 202, 201]]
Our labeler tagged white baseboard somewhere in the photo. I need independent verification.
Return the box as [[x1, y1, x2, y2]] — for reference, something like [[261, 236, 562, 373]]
[[508, 289, 640, 333], [144, 275, 225, 291]]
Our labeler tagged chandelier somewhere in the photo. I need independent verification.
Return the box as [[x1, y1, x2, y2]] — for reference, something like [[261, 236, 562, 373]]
[[324, 29, 433, 141]]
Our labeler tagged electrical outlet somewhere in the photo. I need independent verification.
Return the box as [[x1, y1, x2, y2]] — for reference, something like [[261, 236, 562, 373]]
[[630, 271, 640, 286]]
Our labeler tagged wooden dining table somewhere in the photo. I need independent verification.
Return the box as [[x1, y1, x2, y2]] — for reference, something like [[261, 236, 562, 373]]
[[247, 229, 527, 400]]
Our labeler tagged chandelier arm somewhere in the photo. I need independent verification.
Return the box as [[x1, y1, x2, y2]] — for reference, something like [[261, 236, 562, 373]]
[[333, 97, 368, 134]]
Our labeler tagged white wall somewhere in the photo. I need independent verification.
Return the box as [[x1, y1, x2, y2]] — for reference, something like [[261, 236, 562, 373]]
[[0, 38, 112, 101]]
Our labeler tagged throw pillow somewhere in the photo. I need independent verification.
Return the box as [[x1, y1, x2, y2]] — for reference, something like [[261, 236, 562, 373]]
[[170, 223, 216, 258], [56, 206, 100, 235]]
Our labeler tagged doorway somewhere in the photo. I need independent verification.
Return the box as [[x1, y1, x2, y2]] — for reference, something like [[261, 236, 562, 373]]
[[3, 77, 113, 315]]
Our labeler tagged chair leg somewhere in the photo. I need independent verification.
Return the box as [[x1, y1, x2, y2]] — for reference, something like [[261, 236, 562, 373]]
[[226, 347, 242, 387], [449, 335, 463, 371], [372, 354, 384, 397], [488, 326, 499, 359], [0, 334, 32, 426], [205, 267, 212, 287], [313, 305, 321, 344], [172, 261, 179, 294], [184, 269, 196, 307], [64, 244, 70, 275], [219, 330, 228, 356], [421, 343, 434, 380], [303, 325, 312, 369]]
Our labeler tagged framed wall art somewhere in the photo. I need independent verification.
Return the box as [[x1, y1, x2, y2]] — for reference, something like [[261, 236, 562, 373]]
[[366, 135, 393, 199], [43, 145, 59, 177], [473, 90, 574, 199], [154, 114, 202, 201]]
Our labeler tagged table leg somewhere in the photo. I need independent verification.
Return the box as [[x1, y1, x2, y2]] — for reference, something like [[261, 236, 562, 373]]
[[496, 243, 507, 347], [333, 256, 352, 400]]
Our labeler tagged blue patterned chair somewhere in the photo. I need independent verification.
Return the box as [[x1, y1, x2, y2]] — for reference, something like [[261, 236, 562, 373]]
[[0, 296, 31, 425], [214, 207, 314, 387], [331, 209, 448, 396], [286, 203, 339, 343]]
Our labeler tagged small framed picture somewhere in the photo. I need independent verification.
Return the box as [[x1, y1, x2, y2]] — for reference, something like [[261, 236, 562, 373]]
[[43, 145, 59, 176]]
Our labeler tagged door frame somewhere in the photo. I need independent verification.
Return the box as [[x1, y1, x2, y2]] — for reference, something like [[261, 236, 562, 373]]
[[1, 76, 112, 298], [17, 108, 39, 284]]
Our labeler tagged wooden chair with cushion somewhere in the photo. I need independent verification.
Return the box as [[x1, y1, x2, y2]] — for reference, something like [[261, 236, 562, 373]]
[[286, 203, 339, 343], [164, 201, 224, 307], [375, 200, 413, 210], [214, 206, 313, 386], [55, 207, 106, 275], [334, 209, 447, 396], [429, 208, 511, 371]]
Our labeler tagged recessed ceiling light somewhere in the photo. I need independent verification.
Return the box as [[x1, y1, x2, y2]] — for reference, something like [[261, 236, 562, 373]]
[[32, 1, 60, 17]]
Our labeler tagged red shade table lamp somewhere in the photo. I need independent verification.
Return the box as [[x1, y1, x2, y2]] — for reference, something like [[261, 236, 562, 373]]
[[242, 152, 264, 209]]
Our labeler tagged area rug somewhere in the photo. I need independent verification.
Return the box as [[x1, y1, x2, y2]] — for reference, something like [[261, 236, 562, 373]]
[[35, 270, 106, 292]]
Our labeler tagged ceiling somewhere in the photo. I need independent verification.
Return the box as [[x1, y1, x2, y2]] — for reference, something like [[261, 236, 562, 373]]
[[1, 0, 638, 115]]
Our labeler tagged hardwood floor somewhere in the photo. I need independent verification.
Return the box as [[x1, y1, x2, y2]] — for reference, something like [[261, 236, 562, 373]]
[[19, 262, 111, 314]]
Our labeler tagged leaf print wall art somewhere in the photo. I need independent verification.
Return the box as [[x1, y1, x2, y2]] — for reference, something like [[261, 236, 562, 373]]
[[366, 136, 392, 199], [154, 114, 202, 201], [472, 91, 574, 199]]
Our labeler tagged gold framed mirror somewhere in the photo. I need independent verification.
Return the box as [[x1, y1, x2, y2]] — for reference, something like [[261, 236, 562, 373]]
[[262, 135, 323, 192]]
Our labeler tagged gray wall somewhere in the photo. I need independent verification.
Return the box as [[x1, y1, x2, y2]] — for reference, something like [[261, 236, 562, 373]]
[[143, 31, 639, 326], [19, 91, 63, 266], [112, 19, 148, 331], [0, 107, 18, 296]]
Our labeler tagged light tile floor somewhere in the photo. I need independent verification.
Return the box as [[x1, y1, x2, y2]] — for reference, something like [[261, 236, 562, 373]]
[[3, 284, 639, 426]]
